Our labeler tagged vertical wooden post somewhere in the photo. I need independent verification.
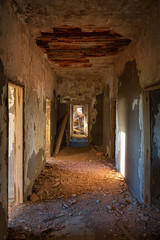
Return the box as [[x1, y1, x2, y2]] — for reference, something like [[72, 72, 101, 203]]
[[54, 112, 68, 155], [14, 86, 23, 203], [46, 98, 51, 157], [142, 91, 151, 203]]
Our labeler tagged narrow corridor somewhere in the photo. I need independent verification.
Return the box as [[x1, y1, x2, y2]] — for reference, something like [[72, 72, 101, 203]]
[[8, 147, 160, 240]]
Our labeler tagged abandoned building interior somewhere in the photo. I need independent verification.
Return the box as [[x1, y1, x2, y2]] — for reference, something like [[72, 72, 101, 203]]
[[0, 0, 160, 239]]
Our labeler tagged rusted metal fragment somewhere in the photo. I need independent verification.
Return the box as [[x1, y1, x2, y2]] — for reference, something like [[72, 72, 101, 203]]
[[36, 26, 131, 68]]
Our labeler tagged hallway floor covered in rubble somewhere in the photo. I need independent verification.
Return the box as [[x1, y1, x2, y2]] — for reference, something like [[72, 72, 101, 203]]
[[8, 147, 160, 240]]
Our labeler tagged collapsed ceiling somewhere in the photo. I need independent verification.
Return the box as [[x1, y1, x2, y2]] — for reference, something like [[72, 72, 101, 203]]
[[10, 0, 156, 70], [36, 26, 131, 68]]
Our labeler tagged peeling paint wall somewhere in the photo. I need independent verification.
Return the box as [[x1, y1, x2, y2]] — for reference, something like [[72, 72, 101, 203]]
[[0, 1, 57, 203], [116, 60, 143, 203], [113, 5, 160, 202], [0, 58, 8, 240], [150, 89, 160, 199]]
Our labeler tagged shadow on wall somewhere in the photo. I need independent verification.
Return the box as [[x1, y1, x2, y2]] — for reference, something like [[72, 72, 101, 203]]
[[150, 88, 160, 200], [116, 60, 143, 203], [91, 93, 103, 146]]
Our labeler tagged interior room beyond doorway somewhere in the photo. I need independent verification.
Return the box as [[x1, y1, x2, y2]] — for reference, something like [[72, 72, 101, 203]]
[[70, 104, 89, 147]]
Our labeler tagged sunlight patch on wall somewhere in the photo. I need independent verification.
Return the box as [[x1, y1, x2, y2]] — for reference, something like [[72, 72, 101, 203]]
[[120, 131, 126, 177]]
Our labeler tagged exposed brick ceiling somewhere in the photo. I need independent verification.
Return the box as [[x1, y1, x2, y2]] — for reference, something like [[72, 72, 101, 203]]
[[36, 26, 131, 68], [10, 0, 157, 70]]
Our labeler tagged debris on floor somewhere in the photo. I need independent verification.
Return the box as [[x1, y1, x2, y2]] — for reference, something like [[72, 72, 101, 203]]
[[8, 147, 160, 240]]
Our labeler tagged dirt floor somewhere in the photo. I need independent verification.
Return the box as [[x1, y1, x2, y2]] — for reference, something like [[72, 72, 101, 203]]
[[8, 147, 160, 240]]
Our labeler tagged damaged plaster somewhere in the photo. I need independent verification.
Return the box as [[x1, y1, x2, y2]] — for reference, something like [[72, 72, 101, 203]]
[[132, 99, 138, 111], [25, 149, 45, 199], [56, 70, 104, 144], [0, 1, 57, 202], [116, 60, 143, 203]]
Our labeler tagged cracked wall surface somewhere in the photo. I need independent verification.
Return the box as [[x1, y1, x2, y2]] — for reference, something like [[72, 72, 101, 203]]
[[0, 1, 57, 205], [114, 6, 160, 203]]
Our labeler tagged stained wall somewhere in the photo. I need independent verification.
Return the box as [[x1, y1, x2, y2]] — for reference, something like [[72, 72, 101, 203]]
[[0, 0, 57, 213], [114, 5, 160, 202]]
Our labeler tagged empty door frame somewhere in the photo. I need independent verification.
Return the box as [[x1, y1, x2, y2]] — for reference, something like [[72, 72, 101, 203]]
[[143, 83, 160, 203], [45, 98, 51, 157], [69, 102, 90, 145], [142, 91, 151, 203], [8, 82, 23, 203]]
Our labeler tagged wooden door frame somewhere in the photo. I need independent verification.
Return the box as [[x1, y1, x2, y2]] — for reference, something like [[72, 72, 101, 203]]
[[8, 82, 24, 203], [143, 83, 160, 203], [45, 98, 51, 157], [142, 91, 151, 203]]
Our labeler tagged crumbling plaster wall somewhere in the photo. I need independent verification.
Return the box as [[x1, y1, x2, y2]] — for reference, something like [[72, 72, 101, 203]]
[[114, 6, 160, 203], [0, 1, 57, 202], [56, 70, 105, 144]]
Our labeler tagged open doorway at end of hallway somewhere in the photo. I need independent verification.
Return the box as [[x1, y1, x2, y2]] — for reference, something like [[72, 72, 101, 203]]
[[70, 103, 89, 147], [45, 98, 51, 158], [8, 83, 23, 204]]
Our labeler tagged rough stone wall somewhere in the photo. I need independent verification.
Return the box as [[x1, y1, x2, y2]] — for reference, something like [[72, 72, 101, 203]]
[[56, 70, 104, 144], [0, 0, 57, 204], [0, 58, 8, 240], [114, 6, 160, 203]]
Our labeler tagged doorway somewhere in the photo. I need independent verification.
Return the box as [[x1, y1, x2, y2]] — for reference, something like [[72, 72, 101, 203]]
[[70, 103, 89, 147], [143, 88, 160, 203], [150, 89, 160, 201], [46, 98, 51, 157], [8, 83, 23, 203]]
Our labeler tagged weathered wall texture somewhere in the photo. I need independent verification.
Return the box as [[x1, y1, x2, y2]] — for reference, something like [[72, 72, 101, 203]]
[[0, 58, 8, 240], [0, 1, 57, 202], [114, 6, 160, 202], [150, 89, 160, 199], [56, 70, 105, 144], [113, 5, 160, 89], [116, 60, 143, 203]]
